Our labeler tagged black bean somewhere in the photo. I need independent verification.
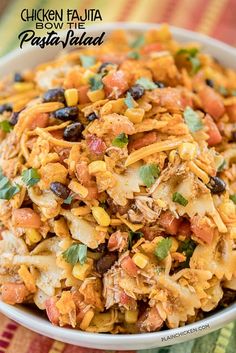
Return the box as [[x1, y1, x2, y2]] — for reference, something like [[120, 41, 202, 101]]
[[0, 104, 13, 114], [98, 62, 114, 74], [154, 81, 165, 88], [9, 111, 20, 125], [43, 88, 65, 103], [90, 242, 107, 253], [50, 182, 70, 199], [96, 253, 118, 274], [232, 131, 236, 142], [87, 112, 98, 122], [127, 84, 145, 100], [207, 176, 226, 194], [53, 106, 78, 121], [14, 73, 24, 82], [205, 78, 214, 88], [63, 122, 83, 141]]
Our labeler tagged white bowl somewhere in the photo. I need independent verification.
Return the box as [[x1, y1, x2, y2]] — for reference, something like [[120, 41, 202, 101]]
[[0, 23, 236, 350]]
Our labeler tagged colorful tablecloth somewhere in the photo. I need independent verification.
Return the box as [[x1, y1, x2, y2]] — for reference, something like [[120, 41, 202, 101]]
[[0, 0, 235, 352]]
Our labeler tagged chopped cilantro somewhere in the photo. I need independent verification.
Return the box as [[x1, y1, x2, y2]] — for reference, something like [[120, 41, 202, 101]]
[[176, 47, 201, 74], [128, 231, 143, 249], [0, 169, 20, 200], [21, 168, 40, 187], [136, 77, 157, 90], [184, 106, 203, 132], [127, 51, 140, 60], [62, 243, 87, 265], [172, 192, 188, 206], [112, 133, 128, 148], [63, 195, 73, 205], [124, 92, 135, 109], [80, 55, 96, 68], [139, 164, 160, 188], [0, 120, 12, 133], [131, 35, 145, 49], [178, 239, 196, 267], [218, 86, 228, 97], [89, 74, 103, 91], [230, 194, 236, 204], [155, 238, 172, 260]]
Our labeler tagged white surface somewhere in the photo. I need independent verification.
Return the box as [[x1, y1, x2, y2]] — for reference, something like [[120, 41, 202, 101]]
[[0, 22, 236, 350]]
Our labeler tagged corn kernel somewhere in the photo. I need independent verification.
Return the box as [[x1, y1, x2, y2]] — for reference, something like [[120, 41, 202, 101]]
[[80, 309, 95, 330], [169, 237, 179, 252], [54, 217, 70, 238], [124, 108, 145, 123], [13, 82, 34, 92], [68, 180, 88, 198], [125, 310, 138, 324], [72, 258, 93, 281], [169, 150, 178, 163], [18, 265, 36, 293], [87, 89, 105, 102], [88, 161, 107, 174], [25, 229, 42, 245], [71, 206, 91, 216], [65, 88, 78, 106], [91, 206, 110, 226], [82, 69, 94, 83], [178, 143, 197, 161], [132, 253, 149, 269]]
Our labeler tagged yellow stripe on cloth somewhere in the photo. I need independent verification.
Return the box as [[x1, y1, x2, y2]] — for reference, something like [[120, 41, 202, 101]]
[[197, 0, 227, 35], [213, 322, 234, 353], [49, 340, 65, 353], [126, 0, 153, 22]]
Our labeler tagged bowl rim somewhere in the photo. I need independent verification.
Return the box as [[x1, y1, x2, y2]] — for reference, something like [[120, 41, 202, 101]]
[[0, 22, 236, 350]]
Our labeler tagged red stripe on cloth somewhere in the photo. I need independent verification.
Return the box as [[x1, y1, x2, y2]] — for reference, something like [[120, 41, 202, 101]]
[[2, 331, 13, 340], [26, 334, 53, 353], [117, 0, 139, 21], [211, 0, 235, 44], [63, 346, 106, 353], [0, 340, 9, 348], [184, 0, 210, 31], [6, 323, 18, 331]]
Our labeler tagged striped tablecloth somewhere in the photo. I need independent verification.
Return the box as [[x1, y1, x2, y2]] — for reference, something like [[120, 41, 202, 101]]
[[0, 0, 235, 352]]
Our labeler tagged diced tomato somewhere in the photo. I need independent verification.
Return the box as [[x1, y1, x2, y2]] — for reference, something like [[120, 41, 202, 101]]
[[158, 88, 185, 110], [141, 42, 163, 55], [121, 256, 138, 277], [12, 208, 41, 229], [75, 161, 91, 186], [199, 86, 225, 120], [178, 219, 191, 237], [128, 131, 157, 152], [87, 135, 107, 155], [141, 226, 157, 241], [50, 130, 64, 139], [1, 283, 28, 305], [77, 85, 90, 104], [45, 297, 60, 325], [159, 211, 181, 235], [226, 104, 236, 122], [102, 70, 129, 96], [204, 114, 222, 146], [190, 216, 214, 244], [120, 292, 133, 305], [99, 53, 126, 65]]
